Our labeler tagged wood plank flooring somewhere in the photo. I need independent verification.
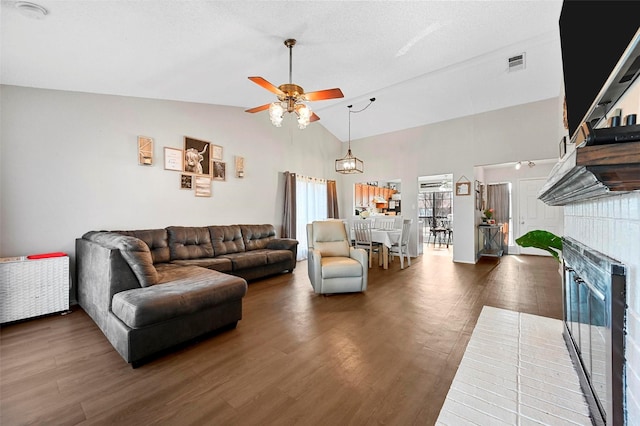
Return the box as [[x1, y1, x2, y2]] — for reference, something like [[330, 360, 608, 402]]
[[0, 249, 563, 425]]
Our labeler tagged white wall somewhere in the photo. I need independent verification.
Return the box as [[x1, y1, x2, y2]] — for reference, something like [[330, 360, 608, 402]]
[[338, 97, 564, 263], [1, 86, 563, 276], [0, 85, 341, 260]]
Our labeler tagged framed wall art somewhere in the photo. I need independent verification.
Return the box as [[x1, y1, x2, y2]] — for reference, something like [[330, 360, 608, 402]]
[[138, 136, 153, 166], [212, 144, 223, 161], [194, 176, 212, 197], [183, 137, 211, 177], [212, 161, 226, 181], [559, 136, 567, 159], [455, 176, 471, 196], [164, 147, 183, 171], [180, 174, 193, 190]]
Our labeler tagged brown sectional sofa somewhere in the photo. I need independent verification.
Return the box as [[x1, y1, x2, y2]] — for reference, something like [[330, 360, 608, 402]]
[[76, 224, 297, 367]]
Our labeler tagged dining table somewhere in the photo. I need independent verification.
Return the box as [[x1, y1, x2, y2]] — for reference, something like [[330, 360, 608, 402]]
[[351, 227, 401, 269]]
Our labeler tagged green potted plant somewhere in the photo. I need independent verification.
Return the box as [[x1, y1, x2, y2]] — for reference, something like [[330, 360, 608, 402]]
[[483, 208, 495, 224], [515, 230, 562, 263]]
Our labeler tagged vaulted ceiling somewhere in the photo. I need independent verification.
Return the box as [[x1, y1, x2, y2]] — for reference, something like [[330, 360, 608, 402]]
[[1, 0, 565, 142]]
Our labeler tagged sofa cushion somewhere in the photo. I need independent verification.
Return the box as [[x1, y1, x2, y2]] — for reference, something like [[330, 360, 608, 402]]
[[208, 225, 245, 255], [170, 257, 233, 272], [219, 251, 268, 270], [249, 249, 294, 265], [83, 231, 158, 287], [240, 224, 276, 251], [167, 226, 214, 260], [114, 228, 170, 264], [111, 266, 247, 329]]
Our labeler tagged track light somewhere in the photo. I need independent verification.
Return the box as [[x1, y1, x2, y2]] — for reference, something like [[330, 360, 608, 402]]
[[515, 161, 522, 170], [528, 161, 535, 168]]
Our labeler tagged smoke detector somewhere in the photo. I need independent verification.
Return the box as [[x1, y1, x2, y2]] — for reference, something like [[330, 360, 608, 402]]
[[15, 2, 48, 19], [508, 53, 526, 72]]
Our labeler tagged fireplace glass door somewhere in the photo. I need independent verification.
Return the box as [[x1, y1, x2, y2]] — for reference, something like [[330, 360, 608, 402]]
[[562, 237, 626, 426]]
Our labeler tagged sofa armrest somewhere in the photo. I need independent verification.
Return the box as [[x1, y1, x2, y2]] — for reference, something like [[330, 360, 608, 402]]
[[266, 238, 298, 270], [266, 238, 298, 251]]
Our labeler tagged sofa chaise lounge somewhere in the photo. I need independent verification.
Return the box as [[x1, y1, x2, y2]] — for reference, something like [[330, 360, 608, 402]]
[[76, 224, 298, 367]]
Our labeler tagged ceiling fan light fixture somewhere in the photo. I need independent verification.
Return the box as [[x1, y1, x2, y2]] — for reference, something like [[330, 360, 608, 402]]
[[245, 38, 344, 128], [269, 102, 285, 127], [295, 104, 312, 129]]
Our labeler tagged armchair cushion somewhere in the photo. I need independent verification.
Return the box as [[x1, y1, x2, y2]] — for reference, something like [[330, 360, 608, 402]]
[[321, 257, 363, 278], [311, 221, 350, 257]]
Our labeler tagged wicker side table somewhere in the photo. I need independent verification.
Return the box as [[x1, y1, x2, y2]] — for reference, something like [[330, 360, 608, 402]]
[[0, 255, 70, 323]]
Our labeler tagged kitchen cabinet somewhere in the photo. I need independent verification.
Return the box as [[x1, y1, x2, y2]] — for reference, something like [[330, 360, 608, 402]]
[[355, 184, 398, 209]]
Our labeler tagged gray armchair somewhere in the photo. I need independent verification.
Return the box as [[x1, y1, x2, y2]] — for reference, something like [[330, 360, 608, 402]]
[[306, 221, 368, 294]]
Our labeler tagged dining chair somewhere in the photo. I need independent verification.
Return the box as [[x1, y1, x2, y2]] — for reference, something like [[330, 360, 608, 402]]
[[389, 219, 412, 269], [374, 217, 396, 230], [352, 221, 379, 268]]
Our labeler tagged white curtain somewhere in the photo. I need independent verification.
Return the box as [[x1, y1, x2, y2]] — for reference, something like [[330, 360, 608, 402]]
[[296, 175, 327, 260]]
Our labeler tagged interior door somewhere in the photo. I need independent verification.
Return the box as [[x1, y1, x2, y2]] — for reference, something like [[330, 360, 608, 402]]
[[517, 178, 563, 256]]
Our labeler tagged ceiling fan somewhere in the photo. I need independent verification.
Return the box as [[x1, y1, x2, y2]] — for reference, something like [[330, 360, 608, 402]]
[[245, 39, 344, 129]]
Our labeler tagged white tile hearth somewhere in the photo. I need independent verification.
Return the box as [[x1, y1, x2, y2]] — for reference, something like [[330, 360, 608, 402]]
[[436, 306, 591, 425]]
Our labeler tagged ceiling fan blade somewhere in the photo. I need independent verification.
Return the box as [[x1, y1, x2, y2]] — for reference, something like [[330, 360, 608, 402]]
[[248, 76, 284, 96], [310, 112, 320, 122], [303, 88, 344, 101], [245, 103, 271, 113]]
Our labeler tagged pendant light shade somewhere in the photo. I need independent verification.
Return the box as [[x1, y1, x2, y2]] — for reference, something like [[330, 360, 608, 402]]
[[335, 148, 364, 174]]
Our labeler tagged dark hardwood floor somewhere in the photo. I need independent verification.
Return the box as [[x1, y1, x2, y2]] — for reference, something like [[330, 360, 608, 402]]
[[0, 248, 562, 425]]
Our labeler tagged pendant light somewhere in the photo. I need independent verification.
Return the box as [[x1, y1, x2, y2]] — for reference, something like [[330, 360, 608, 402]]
[[335, 98, 375, 174]]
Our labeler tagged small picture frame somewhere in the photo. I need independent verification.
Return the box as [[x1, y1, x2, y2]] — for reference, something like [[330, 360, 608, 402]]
[[455, 181, 471, 196], [559, 136, 567, 159], [184, 137, 212, 177], [235, 156, 245, 178], [180, 174, 193, 190], [195, 176, 212, 197], [164, 147, 183, 171], [138, 136, 153, 166], [212, 161, 226, 181], [212, 144, 223, 160]]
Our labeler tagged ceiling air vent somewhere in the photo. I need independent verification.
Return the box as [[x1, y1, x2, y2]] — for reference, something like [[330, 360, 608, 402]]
[[508, 53, 526, 72]]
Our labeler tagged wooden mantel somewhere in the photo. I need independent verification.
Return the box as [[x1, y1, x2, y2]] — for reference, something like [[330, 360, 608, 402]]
[[538, 141, 640, 206], [576, 141, 640, 192]]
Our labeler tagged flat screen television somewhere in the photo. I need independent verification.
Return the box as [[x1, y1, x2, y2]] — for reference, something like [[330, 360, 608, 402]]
[[560, 1, 640, 139]]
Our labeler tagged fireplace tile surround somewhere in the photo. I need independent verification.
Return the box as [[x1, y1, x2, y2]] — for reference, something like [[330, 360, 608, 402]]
[[564, 191, 640, 423]]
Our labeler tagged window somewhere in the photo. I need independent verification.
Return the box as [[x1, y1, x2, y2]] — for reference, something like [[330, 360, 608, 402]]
[[295, 175, 327, 260]]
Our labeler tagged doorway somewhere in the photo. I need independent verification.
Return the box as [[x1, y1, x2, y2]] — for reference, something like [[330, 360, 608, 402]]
[[517, 178, 563, 256], [418, 173, 453, 257]]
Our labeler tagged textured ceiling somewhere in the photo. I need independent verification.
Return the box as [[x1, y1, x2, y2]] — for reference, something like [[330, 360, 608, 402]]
[[0, 0, 564, 142]]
